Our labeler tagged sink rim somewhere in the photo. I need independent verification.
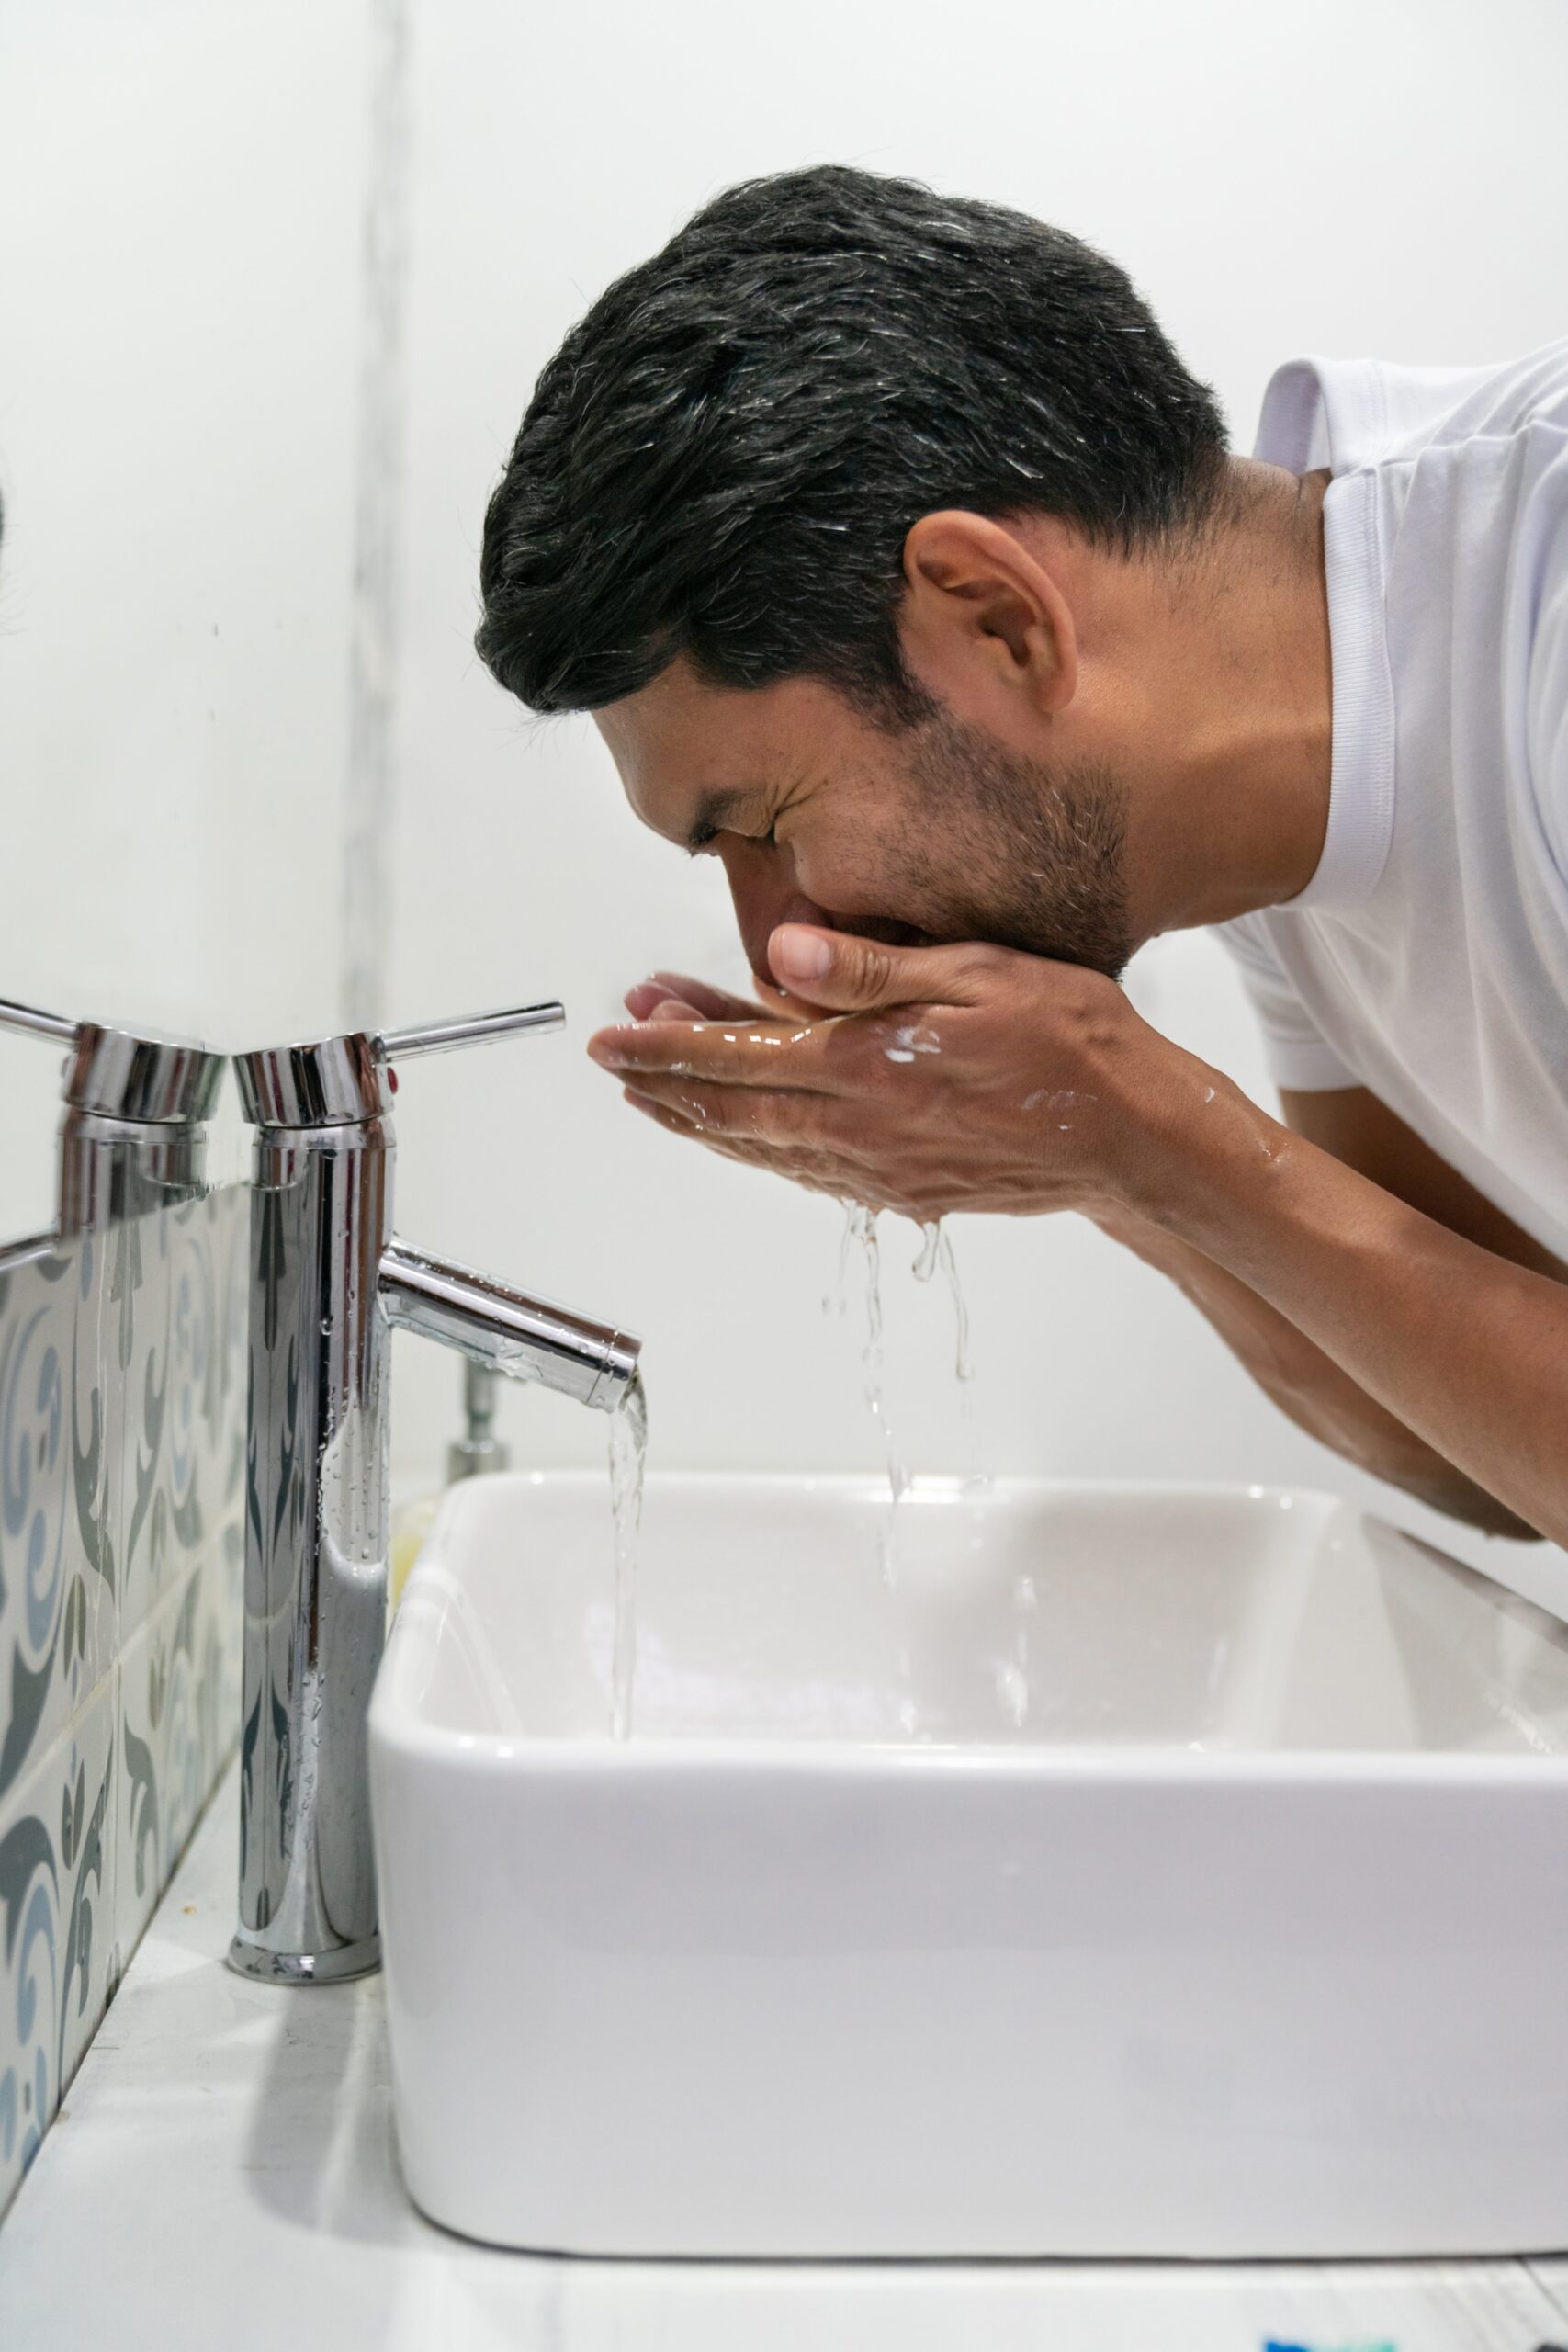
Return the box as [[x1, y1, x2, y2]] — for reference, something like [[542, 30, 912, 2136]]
[[372, 1470, 1568, 1783]]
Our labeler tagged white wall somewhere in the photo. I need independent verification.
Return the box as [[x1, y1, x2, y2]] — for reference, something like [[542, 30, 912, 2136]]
[[382, 0, 1568, 1615], [0, 0, 373, 1229]]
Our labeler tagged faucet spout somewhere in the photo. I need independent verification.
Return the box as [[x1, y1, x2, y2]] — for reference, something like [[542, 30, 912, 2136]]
[[380, 1238, 639, 1411]]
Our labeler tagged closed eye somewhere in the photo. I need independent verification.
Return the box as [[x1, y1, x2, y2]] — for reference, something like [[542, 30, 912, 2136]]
[[685, 819, 778, 858]]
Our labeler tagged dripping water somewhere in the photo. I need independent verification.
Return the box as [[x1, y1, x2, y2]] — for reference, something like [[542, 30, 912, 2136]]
[[833, 1207, 1015, 1737], [914, 1221, 986, 1498], [941, 1226, 987, 1504], [849, 1204, 908, 1589], [607, 1370, 649, 1740], [822, 1204, 856, 1320], [911, 1221, 942, 1284], [915, 1221, 1021, 1729]]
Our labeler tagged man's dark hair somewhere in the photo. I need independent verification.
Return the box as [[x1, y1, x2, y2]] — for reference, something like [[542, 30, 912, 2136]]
[[477, 164, 1227, 721]]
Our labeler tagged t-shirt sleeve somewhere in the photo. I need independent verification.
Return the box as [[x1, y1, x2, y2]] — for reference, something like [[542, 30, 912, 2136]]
[[1529, 434, 1568, 876], [1216, 916, 1359, 1091]]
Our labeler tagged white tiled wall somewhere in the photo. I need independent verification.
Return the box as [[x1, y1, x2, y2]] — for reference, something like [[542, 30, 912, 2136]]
[[0, 1189, 247, 2214]]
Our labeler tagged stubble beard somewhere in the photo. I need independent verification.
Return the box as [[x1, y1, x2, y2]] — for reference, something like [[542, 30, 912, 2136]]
[[898, 705, 1134, 980]]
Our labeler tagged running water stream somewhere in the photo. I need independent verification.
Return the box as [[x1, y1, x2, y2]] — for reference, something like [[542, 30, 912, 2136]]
[[829, 1204, 1026, 1734], [917, 1226, 1026, 1722], [604, 1200, 1008, 1745], [913, 1220, 984, 1496], [848, 1205, 909, 1587], [607, 1370, 649, 1739]]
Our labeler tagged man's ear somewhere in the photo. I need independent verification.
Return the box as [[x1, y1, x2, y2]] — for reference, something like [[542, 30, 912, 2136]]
[[899, 509, 1078, 716]]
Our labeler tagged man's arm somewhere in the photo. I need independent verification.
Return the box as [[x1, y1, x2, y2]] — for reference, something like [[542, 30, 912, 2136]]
[[592, 928, 1568, 1546], [1093, 1086, 1562, 1539], [1128, 1074, 1568, 1544]]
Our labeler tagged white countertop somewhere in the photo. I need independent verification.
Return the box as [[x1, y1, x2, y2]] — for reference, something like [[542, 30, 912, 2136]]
[[3, 1764, 1568, 2352]]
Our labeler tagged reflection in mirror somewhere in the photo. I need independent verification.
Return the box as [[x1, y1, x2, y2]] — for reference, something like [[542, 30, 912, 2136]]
[[0, 998, 226, 1269]]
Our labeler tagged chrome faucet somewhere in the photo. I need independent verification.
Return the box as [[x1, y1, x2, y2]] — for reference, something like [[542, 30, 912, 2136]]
[[226, 1003, 640, 1985], [0, 995, 223, 1261]]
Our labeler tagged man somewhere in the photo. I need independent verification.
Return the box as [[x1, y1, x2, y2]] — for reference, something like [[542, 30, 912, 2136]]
[[475, 165, 1568, 1550]]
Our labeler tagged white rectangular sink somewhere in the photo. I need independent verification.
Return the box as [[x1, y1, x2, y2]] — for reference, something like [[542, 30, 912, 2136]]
[[368, 1474, 1568, 2259]]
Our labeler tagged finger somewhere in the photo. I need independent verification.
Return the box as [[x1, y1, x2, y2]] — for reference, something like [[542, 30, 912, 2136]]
[[769, 923, 997, 1014], [621, 1076, 832, 1144], [623, 980, 672, 1021], [625, 971, 763, 1022], [623, 1090, 844, 1189], [626, 1091, 774, 1168], [589, 1016, 833, 1091]]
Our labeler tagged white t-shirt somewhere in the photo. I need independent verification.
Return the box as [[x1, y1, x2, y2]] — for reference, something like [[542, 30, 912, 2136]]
[[1220, 341, 1568, 1260]]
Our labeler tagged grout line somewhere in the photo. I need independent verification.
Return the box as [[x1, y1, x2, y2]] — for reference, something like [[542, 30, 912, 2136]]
[[1524, 2256, 1568, 2331], [21, 1545, 218, 1782], [0, 1665, 113, 1838]]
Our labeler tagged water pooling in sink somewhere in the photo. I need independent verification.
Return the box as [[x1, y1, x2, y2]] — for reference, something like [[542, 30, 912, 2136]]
[[607, 1369, 649, 1739]]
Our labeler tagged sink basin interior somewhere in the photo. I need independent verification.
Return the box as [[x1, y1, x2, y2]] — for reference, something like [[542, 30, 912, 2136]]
[[390, 1475, 1568, 1756]]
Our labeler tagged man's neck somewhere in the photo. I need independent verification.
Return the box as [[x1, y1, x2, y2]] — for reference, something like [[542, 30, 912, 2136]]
[[1122, 459, 1335, 941]]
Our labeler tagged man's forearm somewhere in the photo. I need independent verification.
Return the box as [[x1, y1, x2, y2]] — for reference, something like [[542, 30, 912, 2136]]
[[588, 929, 1562, 1549], [1128, 1075, 1563, 1544], [1095, 1204, 1540, 1538]]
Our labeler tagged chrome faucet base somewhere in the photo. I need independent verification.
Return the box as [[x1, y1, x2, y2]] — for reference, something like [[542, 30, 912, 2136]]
[[230, 1001, 642, 1988], [226, 1930, 383, 1987]]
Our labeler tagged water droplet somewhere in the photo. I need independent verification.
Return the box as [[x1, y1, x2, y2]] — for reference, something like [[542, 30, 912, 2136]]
[[996, 1660, 1029, 1726]]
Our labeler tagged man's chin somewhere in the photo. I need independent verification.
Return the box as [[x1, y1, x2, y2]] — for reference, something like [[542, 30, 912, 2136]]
[[835, 901, 1134, 979]]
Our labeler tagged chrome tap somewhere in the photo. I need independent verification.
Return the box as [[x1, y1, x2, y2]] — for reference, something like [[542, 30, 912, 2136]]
[[0, 995, 223, 1261], [226, 1003, 640, 1985]]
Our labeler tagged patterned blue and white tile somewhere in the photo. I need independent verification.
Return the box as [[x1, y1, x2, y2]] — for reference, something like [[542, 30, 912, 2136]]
[[116, 1553, 233, 1964], [118, 1193, 237, 1641], [117, 1210, 183, 1640], [0, 1671, 117, 2215], [0, 1240, 118, 1814]]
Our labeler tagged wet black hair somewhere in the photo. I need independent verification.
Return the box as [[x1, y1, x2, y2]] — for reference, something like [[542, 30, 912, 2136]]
[[478, 164, 1226, 720]]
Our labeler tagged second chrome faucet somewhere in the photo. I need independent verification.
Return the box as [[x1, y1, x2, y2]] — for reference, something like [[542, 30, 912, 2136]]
[[227, 1002, 640, 1985]]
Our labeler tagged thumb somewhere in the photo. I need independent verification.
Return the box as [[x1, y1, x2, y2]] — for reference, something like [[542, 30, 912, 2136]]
[[768, 922, 986, 1013]]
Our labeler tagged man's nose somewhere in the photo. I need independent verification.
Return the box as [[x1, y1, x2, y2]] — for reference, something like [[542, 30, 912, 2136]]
[[716, 837, 829, 989]]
